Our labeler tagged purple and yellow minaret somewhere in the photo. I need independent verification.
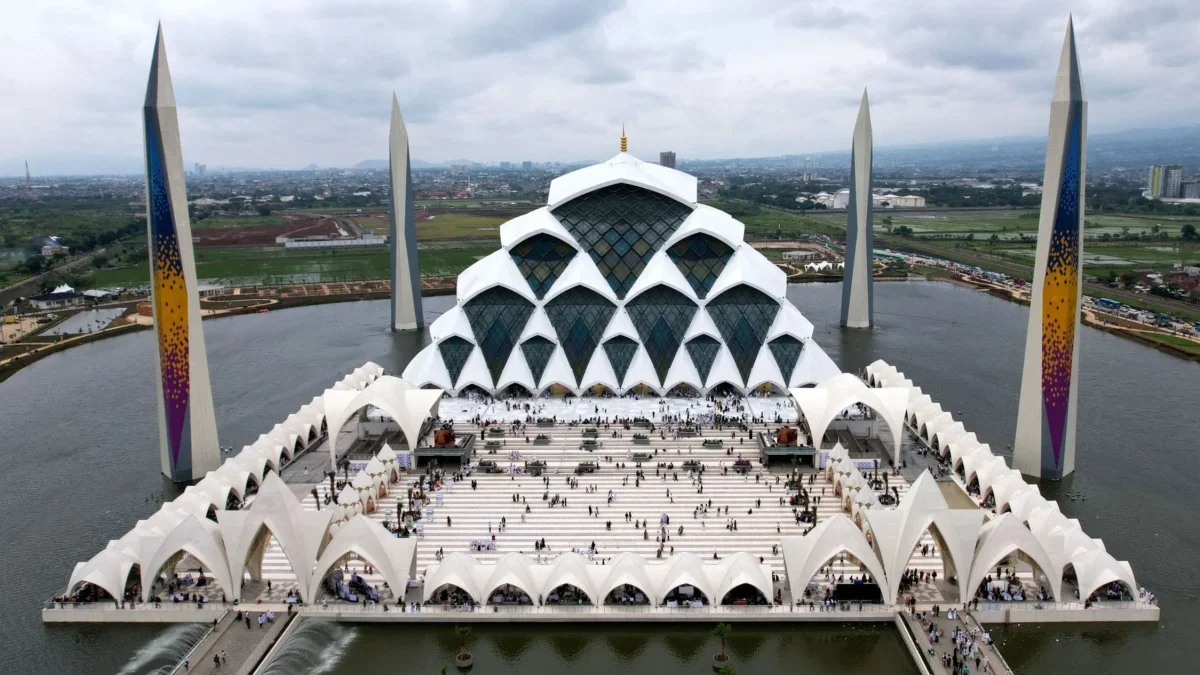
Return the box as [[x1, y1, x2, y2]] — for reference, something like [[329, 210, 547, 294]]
[[1014, 18, 1086, 481], [143, 26, 220, 483]]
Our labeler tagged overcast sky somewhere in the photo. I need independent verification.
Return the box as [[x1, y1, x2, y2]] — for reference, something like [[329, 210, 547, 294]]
[[2, 0, 1197, 171]]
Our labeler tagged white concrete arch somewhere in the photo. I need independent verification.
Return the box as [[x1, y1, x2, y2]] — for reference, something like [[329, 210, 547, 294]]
[[599, 552, 657, 605], [715, 552, 774, 605], [659, 552, 717, 604], [482, 553, 540, 605], [966, 514, 1063, 602], [141, 515, 234, 603], [540, 552, 600, 605], [781, 515, 889, 595], [307, 515, 417, 603]]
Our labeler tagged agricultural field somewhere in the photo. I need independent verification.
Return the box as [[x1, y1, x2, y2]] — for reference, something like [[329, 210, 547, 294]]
[[191, 215, 287, 230], [89, 245, 492, 287]]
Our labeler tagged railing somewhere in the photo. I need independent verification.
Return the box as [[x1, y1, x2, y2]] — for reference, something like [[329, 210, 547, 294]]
[[973, 599, 1158, 613], [44, 600, 237, 612], [164, 612, 228, 675], [302, 602, 898, 618]]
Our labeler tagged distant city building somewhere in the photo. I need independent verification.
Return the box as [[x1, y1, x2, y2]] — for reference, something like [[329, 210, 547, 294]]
[[659, 151, 676, 169], [1148, 164, 1183, 198], [192, 162, 206, 176], [499, 161, 512, 169], [277, 232, 388, 249], [1148, 166, 1163, 197], [1164, 165, 1183, 198], [1181, 181, 1200, 200], [521, 161, 533, 170]]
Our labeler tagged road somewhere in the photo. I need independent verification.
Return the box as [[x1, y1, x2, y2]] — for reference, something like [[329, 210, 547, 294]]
[[0, 249, 106, 306]]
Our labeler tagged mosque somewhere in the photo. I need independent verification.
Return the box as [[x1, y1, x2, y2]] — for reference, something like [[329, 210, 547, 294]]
[[403, 130, 840, 398]]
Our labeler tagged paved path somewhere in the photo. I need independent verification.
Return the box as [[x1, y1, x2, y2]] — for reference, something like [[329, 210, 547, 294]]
[[185, 609, 291, 675]]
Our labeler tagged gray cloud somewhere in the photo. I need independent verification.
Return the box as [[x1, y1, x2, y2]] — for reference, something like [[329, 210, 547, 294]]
[[1, 0, 1197, 171]]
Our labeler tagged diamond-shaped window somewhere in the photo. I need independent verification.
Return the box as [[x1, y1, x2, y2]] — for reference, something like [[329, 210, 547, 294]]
[[437, 335, 474, 388], [685, 335, 721, 385], [462, 286, 535, 386], [625, 285, 698, 385], [520, 336, 556, 389], [705, 285, 780, 385], [666, 234, 733, 299], [544, 286, 617, 385], [768, 335, 803, 383], [602, 336, 639, 388], [509, 234, 577, 300], [551, 184, 692, 299]]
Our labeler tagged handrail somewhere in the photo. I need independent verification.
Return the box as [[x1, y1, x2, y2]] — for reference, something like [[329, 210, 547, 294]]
[[165, 610, 229, 675]]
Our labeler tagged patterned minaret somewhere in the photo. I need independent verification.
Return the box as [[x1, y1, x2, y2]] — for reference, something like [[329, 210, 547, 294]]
[[1014, 18, 1087, 480], [143, 26, 220, 482], [841, 89, 874, 328], [389, 93, 423, 331]]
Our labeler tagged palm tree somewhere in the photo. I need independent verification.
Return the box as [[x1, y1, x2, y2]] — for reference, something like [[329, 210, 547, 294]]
[[712, 622, 732, 662], [454, 624, 472, 659]]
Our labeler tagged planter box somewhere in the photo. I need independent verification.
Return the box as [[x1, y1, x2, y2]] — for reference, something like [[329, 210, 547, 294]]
[[678, 430, 699, 438], [632, 438, 651, 445], [487, 430, 505, 437], [582, 430, 598, 438], [533, 438, 552, 445], [536, 421, 555, 428], [702, 440, 723, 447]]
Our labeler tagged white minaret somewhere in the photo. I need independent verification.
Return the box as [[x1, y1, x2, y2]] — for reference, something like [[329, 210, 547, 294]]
[[841, 89, 874, 328], [389, 93, 423, 331], [143, 25, 220, 482], [1014, 18, 1087, 481]]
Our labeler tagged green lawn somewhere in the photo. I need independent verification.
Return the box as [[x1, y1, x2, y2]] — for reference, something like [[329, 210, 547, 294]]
[[89, 246, 492, 287], [1142, 332, 1200, 355], [191, 215, 287, 230], [415, 212, 508, 240]]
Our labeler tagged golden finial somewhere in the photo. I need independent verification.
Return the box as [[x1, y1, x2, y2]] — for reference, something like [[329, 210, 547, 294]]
[[620, 124, 628, 153]]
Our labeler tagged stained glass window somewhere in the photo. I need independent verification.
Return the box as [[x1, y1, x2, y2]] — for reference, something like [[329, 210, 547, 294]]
[[520, 336, 556, 389], [666, 234, 733, 299], [602, 336, 638, 388], [509, 234, 577, 299], [551, 184, 692, 299], [625, 286, 698, 384], [685, 335, 721, 385], [544, 286, 617, 385], [705, 285, 780, 384], [437, 336, 474, 388], [462, 286, 535, 386], [768, 335, 803, 383]]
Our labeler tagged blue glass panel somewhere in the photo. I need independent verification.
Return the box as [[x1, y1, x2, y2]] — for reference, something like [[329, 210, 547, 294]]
[[767, 335, 803, 383], [705, 285, 780, 384], [509, 234, 577, 300], [520, 336, 556, 389], [602, 336, 638, 388], [625, 285, 698, 384], [666, 233, 733, 299], [462, 287, 535, 386], [551, 184, 692, 299], [685, 335, 721, 384], [437, 336, 474, 388], [543, 286, 617, 385]]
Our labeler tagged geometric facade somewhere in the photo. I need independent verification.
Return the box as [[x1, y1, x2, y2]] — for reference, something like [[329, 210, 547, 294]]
[[1014, 19, 1087, 481], [403, 147, 841, 395], [142, 27, 221, 482]]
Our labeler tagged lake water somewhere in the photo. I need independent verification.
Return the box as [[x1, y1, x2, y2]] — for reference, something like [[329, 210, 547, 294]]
[[0, 281, 1193, 674]]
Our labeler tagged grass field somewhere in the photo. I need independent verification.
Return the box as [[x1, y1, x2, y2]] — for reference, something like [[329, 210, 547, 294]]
[[90, 246, 491, 287], [192, 215, 287, 230], [1146, 333, 1200, 354], [414, 211, 509, 240]]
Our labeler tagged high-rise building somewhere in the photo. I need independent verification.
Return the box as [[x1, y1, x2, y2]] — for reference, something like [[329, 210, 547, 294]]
[[1181, 181, 1200, 200], [1164, 165, 1183, 198], [499, 161, 512, 170], [1149, 166, 1162, 197], [522, 161, 534, 170], [142, 26, 221, 483], [389, 93, 423, 332], [659, 151, 676, 169], [841, 90, 873, 329], [1014, 19, 1086, 481]]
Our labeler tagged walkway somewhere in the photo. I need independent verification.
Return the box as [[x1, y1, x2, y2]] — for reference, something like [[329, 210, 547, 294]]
[[182, 609, 292, 675]]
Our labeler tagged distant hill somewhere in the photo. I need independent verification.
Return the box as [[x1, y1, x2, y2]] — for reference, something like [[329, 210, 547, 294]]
[[354, 158, 438, 170]]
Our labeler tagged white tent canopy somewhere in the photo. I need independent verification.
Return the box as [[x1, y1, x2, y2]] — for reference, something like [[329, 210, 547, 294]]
[[789, 374, 908, 463], [781, 515, 889, 594], [966, 514, 1063, 601], [307, 515, 417, 602]]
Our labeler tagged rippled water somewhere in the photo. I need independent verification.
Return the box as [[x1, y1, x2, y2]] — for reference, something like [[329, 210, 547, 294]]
[[0, 281, 1193, 674]]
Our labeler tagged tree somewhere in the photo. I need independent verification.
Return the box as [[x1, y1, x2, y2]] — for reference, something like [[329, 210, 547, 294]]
[[718, 666, 737, 675], [454, 625, 472, 659], [1183, 223, 1198, 241], [713, 623, 732, 662], [989, 233, 1000, 245]]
